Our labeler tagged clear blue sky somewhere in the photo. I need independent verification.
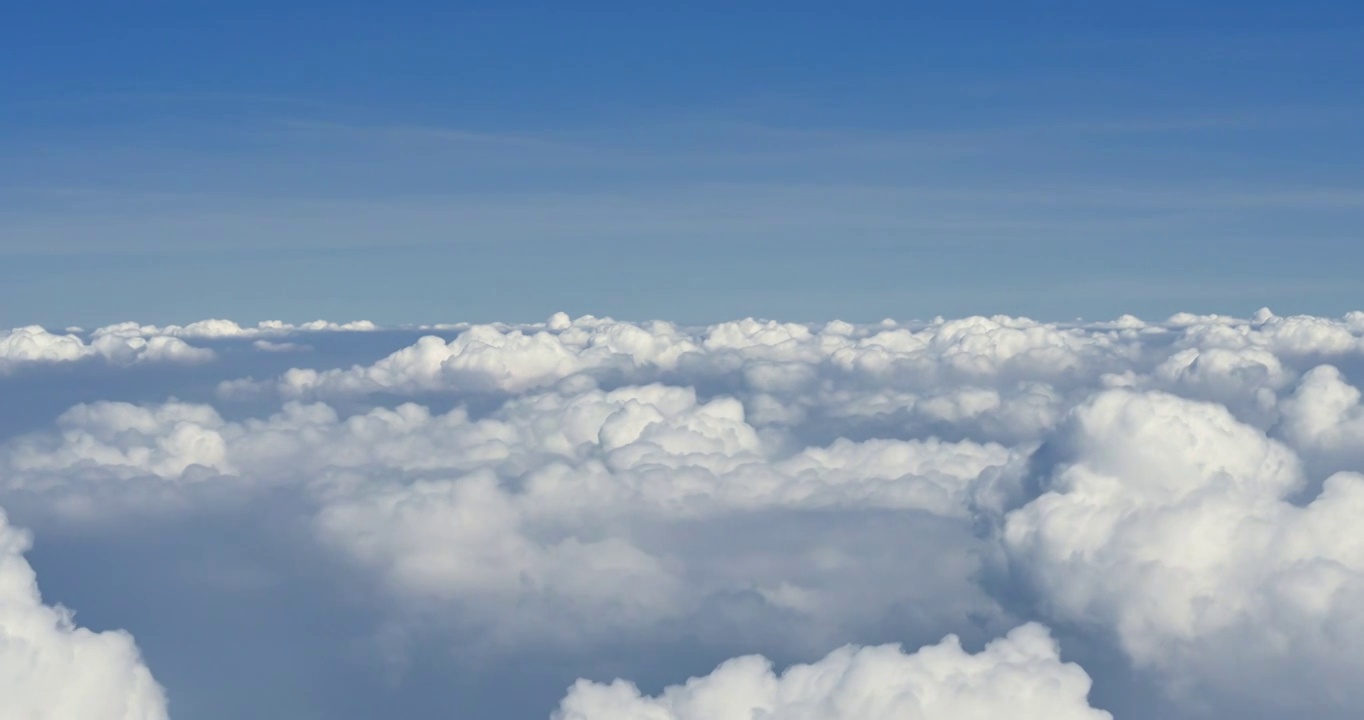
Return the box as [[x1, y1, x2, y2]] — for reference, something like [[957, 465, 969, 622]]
[[4, 1, 1363, 327]]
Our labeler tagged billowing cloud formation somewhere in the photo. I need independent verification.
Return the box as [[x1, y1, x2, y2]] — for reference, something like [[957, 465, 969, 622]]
[[274, 314, 699, 396], [0, 325, 213, 372], [238, 309, 1364, 448], [0, 509, 168, 719], [554, 623, 1109, 720], [1, 387, 1012, 514], [266, 312, 1147, 402], [1004, 389, 1364, 711], [1280, 365, 1364, 476], [4, 309, 1364, 717], [0, 386, 1014, 646], [93, 318, 377, 339], [1, 315, 385, 372]]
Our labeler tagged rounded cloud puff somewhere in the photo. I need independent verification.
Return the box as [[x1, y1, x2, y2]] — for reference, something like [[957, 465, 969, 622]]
[[0, 325, 213, 372], [278, 318, 700, 396], [554, 623, 1110, 720], [1005, 388, 1364, 711], [1279, 365, 1364, 475], [92, 318, 377, 339], [0, 510, 168, 719]]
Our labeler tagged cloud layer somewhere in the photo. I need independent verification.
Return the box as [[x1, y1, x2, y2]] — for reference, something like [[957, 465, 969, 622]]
[[554, 623, 1110, 720], [4, 308, 1364, 717]]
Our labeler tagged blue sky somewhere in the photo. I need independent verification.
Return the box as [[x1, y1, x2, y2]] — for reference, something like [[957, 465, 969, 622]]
[[4, 1, 1363, 327]]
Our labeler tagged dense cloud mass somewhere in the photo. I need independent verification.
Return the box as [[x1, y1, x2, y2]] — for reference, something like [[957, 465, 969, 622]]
[[0, 325, 213, 371], [1004, 390, 1364, 711], [3, 308, 1364, 718], [0, 511, 168, 719], [554, 623, 1110, 720]]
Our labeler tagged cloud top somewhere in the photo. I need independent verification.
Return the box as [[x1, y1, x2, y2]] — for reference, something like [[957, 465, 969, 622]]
[[0, 325, 213, 372], [0, 510, 168, 719], [554, 623, 1110, 720], [5, 308, 1364, 716]]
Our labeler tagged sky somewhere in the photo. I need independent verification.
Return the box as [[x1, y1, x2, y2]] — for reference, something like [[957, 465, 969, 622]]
[[4, 1, 1363, 328], [6, 6, 1364, 720]]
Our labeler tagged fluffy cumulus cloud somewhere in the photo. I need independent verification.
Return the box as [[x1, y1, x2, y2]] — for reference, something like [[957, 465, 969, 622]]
[[0, 315, 386, 372], [92, 318, 377, 339], [235, 309, 1364, 443], [0, 384, 1015, 645], [0, 325, 213, 372], [1004, 389, 1364, 712], [554, 623, 1109, 720], [0, 510, 168, 719], [273, 314, 700, 396], [5, 309, 1364, 717], [264, 312, 1150, 403], [22, 401, 232, 476], [1279, 364, 1364, 476]]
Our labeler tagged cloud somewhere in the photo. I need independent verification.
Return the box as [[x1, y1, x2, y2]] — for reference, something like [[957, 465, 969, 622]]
[[3, 401, 232, 479], [5, 309, 1364, 716], [1004, 388, 1364, 712], [1168, 308, 1364, 359], [252, 339, 311, 353], [1279, 365, 1364, 476], [0, 384, 1014, 647], [20, 382, 1009, 519], [273, 314, 700, 397], [0, 325, 213, 372], [0, 508, 168, 719], [221, 309, 1364, 459], [269, 313, 1154, 402], [553, 623, 1110, 720], [248, 311, 1364, 404], [93, 318, 377, 340]]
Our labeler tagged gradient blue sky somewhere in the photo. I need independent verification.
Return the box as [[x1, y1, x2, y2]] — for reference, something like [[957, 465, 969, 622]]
[[4, 1, 1363, 327]]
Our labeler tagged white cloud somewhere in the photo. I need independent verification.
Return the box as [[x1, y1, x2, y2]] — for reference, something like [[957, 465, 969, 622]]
[[0, 326, 91, 365], [0, 509, 168, 719], [246, 310, 1364, 445], [3, 401, 232, 480], [0, 383, 1017, 646], [313, 470, 685, 638], [1149, 346, 1289, 423], [0, 325, 213, 372], [1279, 365, 1364, 476], [13, 379, 1010, 513], [252, 339, 311, 352], [1171, 308, 1364, 356], [553, 623, 1110, 720], [1004, 388, 1364, 711], [93, 318, 377, 339], [8, 309, 1364, 715], [0, 384, 1018, 521], [276, 316, 700, 397], [258, 313, 1159, 402]]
